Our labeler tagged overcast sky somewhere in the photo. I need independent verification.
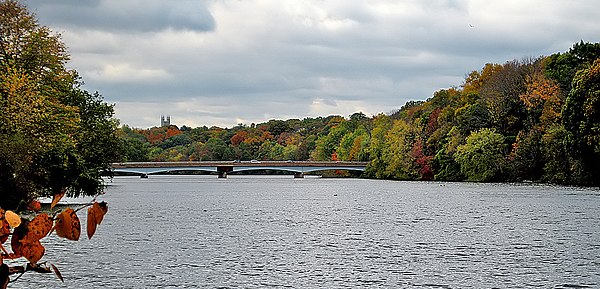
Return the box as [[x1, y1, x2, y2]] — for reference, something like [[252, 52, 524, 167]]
[[25, 0, 600, 128]]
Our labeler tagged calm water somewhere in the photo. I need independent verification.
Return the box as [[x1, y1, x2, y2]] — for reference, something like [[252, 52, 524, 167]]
[[9, 176, 600, 288]]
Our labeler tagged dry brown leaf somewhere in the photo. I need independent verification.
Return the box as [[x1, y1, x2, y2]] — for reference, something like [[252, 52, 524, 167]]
[[95, 202, 108, 225], [27, 200, 41, 212], [50, 190, 66, 209], [0, 216, 9, 244], [0, 222, 7, 245], [4, 211, 20, 228], [23, 213, 53, 243], [86, 206, 98, 240], [51, 263, 64, 282], [87, 202, 108, 239], [55, 208, 80, 241], [20, 240, 45, 264], [10, 223, 26, 258]]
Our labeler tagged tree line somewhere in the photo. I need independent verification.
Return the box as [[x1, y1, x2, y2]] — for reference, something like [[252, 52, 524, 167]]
[[120, 41, 600, 186]]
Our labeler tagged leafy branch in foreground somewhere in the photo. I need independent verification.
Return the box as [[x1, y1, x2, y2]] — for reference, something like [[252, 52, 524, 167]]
[[0, 192, 108, 287]]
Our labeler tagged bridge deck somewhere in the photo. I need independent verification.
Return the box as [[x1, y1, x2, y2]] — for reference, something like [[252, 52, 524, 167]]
[[111, 161, 368, 176], [112, 161, 368, 168]]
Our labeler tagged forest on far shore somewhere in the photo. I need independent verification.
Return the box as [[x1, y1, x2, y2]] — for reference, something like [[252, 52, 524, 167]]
[[119, 41, 600, 186]]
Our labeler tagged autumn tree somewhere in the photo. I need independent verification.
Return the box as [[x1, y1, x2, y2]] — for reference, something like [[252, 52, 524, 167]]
[[479, 59, 531, 136], [1, 0, 120, 207], [1, 0, 117, 284]]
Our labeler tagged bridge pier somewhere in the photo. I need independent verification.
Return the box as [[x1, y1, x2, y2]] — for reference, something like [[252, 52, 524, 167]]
[[294, 172, 304, 178], [217, 166, 232, 179], [140, 174, 149, 179]]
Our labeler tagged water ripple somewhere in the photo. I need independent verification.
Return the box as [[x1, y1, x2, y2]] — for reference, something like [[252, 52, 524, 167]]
[[10, 177, 600, 288]]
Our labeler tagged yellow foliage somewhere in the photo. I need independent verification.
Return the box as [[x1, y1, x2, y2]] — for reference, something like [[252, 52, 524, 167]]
[[4, 211, 21, 228]]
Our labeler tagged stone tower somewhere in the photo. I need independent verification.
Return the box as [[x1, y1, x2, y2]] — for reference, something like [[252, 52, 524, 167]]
[[160, 115, 171, 127]]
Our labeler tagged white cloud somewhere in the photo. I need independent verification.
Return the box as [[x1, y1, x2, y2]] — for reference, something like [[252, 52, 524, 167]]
[[87, 63, 172, 83]]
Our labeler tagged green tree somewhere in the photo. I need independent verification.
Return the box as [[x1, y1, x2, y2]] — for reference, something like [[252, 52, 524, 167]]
[[337, 126, 369, 161], [455, 128, 506, 182], [311, 121, 349, 161], [455, 103, 490, 135], [365, 114, 392, 178], [381, 120, 420, 180], [433, 126, 464, 181], [508, 128, 544, 181], [540, 125, 570, 184], [561, 58, 600, 185], [545, 41, 600, 92]]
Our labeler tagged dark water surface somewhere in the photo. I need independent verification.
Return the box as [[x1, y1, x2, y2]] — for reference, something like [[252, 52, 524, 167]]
[[10, 176, 600, 288]]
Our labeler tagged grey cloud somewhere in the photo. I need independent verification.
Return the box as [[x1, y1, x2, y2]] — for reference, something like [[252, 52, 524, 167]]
[[21, 1, 600, 128], [25, 0, 215, 33]]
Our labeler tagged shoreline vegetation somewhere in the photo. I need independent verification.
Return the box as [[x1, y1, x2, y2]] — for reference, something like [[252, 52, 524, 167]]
[[120, 41, 600, 187]]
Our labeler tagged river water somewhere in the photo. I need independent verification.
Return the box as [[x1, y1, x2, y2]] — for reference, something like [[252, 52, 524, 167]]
[[9, 176, 600, 288]]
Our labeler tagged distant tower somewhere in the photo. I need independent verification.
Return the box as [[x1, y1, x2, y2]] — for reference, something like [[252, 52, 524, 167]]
[[160, 115, 171, 127]]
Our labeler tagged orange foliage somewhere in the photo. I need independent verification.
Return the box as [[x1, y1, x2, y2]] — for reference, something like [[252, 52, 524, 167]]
[[50, 190, 65, 209], [23, 214, 53, 243], [348, 136, 365, 161], [165, 127, 182, 138], [27, 200, 41, 212], [231, 131, 249, 146], [55, 208, 81, 241], [520, 74, 560, 110], [331, 151, 339, 161], [87, 202, 108, 239], [262, 131, 274, 141], [1, 198, 108, 283], [425, 108, 442, 136]]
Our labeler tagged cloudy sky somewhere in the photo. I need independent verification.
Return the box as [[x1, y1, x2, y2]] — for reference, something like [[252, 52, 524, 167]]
[[25, 0, 600, 128]]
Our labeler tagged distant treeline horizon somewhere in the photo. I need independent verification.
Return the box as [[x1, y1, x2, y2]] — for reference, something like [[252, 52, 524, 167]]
[[119, 41, 600, 186]]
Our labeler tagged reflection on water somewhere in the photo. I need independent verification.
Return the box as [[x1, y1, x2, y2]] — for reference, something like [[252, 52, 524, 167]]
[[10, 176, 600, 288]]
